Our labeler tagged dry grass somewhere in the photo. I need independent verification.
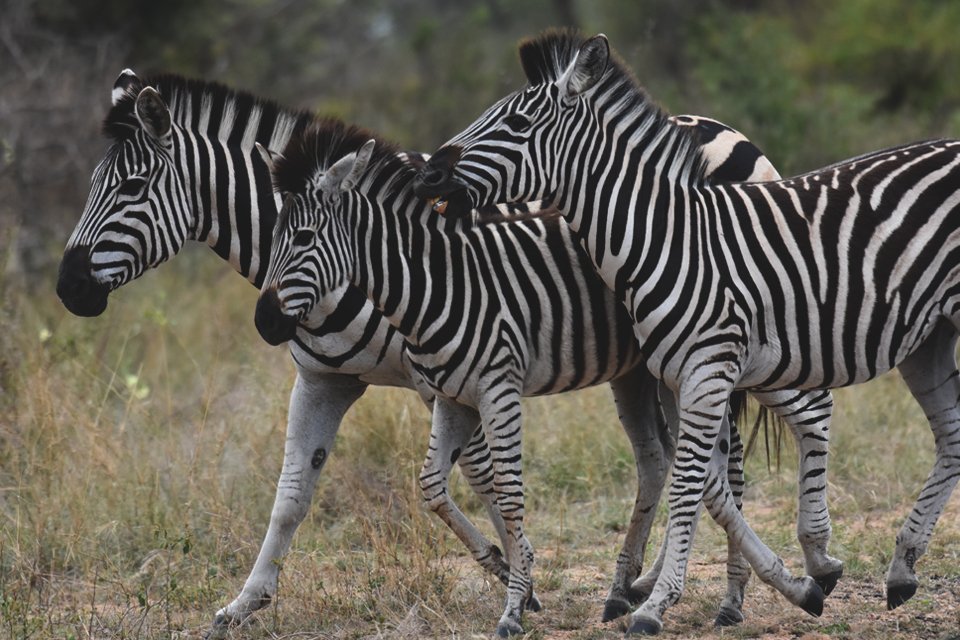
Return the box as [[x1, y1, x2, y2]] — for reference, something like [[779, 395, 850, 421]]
[[2, 248, 960, 639]]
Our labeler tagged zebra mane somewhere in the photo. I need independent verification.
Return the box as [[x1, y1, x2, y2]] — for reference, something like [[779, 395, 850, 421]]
[[272, 117, 414, 197], [519, 29, 709, 184], [518, 28, 588, 86], [102, 73, 313, 143]]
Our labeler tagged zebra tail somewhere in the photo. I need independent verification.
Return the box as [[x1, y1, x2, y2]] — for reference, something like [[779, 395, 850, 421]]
[[739, 395, 786, 472]]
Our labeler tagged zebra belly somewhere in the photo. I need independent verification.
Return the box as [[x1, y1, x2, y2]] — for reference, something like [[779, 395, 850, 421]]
[[519, 343, 644, 396], [736, 296, 951, 391]]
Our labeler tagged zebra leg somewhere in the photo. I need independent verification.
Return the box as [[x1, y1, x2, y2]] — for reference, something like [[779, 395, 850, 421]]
[[456, 422, 543, 612], [754, 389, 843, 595], [714, 416, 753, 627], [628, 379, 823, 636], [627, 390, 751, 628], [420, 398, 541, 611], [887, 321, 960, 609], [477, 385, 532, 637], [602, 368, 674, 622], [208, 371, 367, 638]]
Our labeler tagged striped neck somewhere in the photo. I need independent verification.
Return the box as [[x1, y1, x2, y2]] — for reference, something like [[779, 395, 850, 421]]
[[346, 170, 478, 349], [136, 76, 312, 287], [551, 94, 707, 292]]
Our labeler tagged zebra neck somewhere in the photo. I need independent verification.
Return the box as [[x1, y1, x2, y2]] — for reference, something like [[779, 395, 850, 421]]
[[182, 133, 278, 288], [552, 105, 708, 340], [170, 110, 306, 288], [350, 186, 467, 348]]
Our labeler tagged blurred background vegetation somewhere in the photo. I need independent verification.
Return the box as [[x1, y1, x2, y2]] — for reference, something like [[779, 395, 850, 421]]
[[2, 1, 960, 637], [5, 0, 960, 280]]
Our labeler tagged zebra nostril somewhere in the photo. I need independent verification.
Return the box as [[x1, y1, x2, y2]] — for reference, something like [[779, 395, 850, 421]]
[[420, 166, 449, 188]]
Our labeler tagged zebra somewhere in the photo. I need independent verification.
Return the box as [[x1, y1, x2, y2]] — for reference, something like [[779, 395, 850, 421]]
[[414, 28, 960, 635], [54, 70, 800, 634], [257, 114, 840, 636]]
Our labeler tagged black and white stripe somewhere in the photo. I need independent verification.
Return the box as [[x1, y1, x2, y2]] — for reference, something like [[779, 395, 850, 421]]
[[58, 71, 781, 635], [260, 113, 837, 634], [59, 71, 537, 633], [418, 29, 960, 634]]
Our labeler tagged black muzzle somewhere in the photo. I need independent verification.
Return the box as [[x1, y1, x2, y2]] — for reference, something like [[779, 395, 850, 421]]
[[255, 288, 299, 346], [56, 245, 110, 317]]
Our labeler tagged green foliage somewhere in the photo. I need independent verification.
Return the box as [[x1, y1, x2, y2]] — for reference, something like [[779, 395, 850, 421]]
[[6, 1, 960, 636], [684, 1, 960, 174]]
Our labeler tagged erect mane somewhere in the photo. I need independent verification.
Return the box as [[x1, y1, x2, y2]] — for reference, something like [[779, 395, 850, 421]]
[[518, 28, 588, 85], [518, 29, 709, 184], [272, 117, 413, 197], [518, 28, 655, 116], [102, 73, 313, 143]]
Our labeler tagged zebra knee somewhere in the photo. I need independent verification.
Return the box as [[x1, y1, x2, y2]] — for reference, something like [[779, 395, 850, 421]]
[[271, 494, 310, 530]]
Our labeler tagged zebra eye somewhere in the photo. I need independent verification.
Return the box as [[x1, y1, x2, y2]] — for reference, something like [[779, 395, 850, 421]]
[[503, 114, 531, 133], [117, 177, 146, 197], [293, 229, 314, 247]]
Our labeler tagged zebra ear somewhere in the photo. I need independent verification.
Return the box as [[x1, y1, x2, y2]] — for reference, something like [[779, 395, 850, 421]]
[[321, 139, 376, 193], [135, 87, 171, 141], [557, 34, 609, 102], [112, 68, 142, 105], [255, 142, 284, 178]]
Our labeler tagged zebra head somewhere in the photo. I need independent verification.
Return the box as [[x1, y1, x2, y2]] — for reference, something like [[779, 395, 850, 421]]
[[57, 69, 192, 317], [414, 30, 610, 217], [255, 128, 376, 346]]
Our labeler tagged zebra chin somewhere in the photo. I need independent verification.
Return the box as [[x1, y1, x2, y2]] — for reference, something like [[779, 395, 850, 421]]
[[254, 289, 299, 346], [56, 246, 111, 317]]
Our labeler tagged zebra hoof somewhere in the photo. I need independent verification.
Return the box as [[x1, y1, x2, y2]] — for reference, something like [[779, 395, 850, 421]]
[[886, 581, 918, 610], [496, 619, 524, 637], [205, 614, 231, 640], [525, 592, 543, 612], [626, 584, 651, 606], [601, 597, 632, 622], [813, 567, 844, 596], [714, 606, 744, 627], [799, 581, 825, 617], [626, 616, 662, 636]]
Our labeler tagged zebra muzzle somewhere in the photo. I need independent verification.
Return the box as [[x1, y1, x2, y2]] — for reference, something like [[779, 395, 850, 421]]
[[57, 245, 111, 317], [255, 289, 299, 346]]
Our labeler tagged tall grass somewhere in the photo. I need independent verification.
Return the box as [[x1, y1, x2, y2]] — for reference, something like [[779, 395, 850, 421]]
[[2, 246, 959, 638]]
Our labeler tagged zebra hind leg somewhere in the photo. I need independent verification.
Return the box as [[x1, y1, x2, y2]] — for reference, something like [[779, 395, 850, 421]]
[[714, 416, 752, 627], [887, 321, 960, 609], [754, 389, 844, 595]]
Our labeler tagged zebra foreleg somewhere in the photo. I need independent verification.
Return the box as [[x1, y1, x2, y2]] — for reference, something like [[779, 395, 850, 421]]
[[208, 371, 367, 638], [477, 385, 532, 637], [456, 419, 543, 611], [887, 321, 960, 609], [754, 389, 843, 595], [628, 376, 823, 635], [419, 398, 541, 610], [626, 394, 751, 627], [603, 370, 673, 622]]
